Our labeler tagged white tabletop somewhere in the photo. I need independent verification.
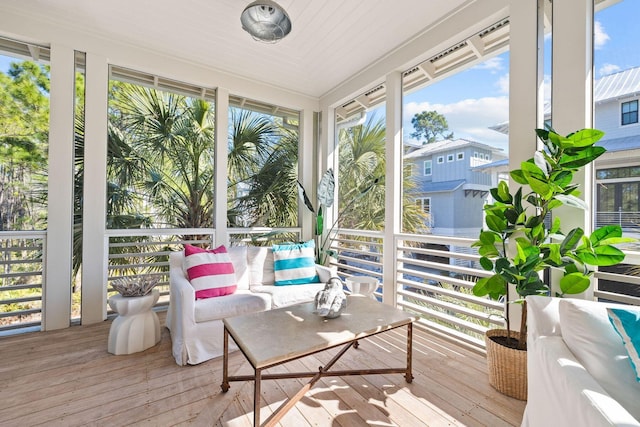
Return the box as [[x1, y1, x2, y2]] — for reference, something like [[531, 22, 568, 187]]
[[223, 295, 416, 369]]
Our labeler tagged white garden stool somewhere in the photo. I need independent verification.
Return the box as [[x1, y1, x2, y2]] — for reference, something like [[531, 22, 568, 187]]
[[345, 276, 379, 299], [108, 289, 161, 355]]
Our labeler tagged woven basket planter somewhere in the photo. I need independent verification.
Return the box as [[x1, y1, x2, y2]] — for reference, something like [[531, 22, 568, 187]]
[[485, 329, 527, 401]]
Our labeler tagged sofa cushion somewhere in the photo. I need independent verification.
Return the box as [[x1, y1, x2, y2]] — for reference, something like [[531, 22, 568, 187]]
[[227, 246, 249, 290], [247, 246, 275, 285], [251, 282, 326, 308], [194, 290, 270, 323], [559, 298, 640, 420], [183, 244, 237, 299], [272, 240, 319, 285], [608, 307, 640, 382]]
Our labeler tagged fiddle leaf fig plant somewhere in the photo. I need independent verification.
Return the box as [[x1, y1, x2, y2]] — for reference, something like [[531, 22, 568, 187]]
[[472, 128, 634, 349]]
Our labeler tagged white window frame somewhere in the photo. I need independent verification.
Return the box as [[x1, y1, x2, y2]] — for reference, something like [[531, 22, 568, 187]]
[[456, 152, 464, 161], [417, 197, 431, 213], [437, 156, 444, 164], [447, 154, 454, 162], [423, 159, 432, 176]]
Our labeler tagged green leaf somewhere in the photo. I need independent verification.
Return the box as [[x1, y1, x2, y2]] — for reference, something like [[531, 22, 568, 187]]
[[486, 215, 507, 233], [554, 194, 588, 210], [497, 180, 511, 203], [527, 176, 552, 199], [479, 230, 497, 245], [473, 274, 507, 300], [479, 256, 493, 271], [317, 169, 335, 207], [560, 228, 584, 253], [510, 169, 527, 185], [590, 225, 622, 245], [558, 146, 606, 168], [567, 128, 604, 147], [479, 245, 500, 257], [576, 245, 625, 266], [559, 272, 591, 295], [297, 180, 315, 213]]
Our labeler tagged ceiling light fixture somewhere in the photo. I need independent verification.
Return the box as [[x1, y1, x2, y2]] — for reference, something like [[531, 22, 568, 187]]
[[240, 0, 292, 43]]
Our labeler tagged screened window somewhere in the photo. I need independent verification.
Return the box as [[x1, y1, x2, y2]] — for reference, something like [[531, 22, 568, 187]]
[[0, 41, 50, 231], [621, 100, 638, 126], [424, 159, 432, 176], [107, 69, 216, 230], [227, 101, 300, 228]]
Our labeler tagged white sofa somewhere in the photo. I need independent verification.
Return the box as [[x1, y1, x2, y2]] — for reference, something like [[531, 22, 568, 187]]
[[166, 245, 332, 365], [523, 295, 640, 427]]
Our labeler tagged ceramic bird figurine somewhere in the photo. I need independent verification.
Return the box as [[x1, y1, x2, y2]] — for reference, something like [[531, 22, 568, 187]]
[[314, 277, 347, 318]]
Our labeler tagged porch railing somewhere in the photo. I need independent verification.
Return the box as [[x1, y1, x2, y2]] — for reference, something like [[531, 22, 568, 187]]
[[0, 231, 46, 334], [330, 229, 502, 352], [3, 227, 639, 350]]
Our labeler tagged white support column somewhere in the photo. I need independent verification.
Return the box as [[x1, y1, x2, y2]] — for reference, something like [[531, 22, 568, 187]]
[[44, 44, 75, 330], [299, 108, 318, 243], [383, 71, 402, 307], [214, 88, 230, 247], [551, 0, 594, 298], [507, 0, 545, 329], [81, 53, 109, 324]]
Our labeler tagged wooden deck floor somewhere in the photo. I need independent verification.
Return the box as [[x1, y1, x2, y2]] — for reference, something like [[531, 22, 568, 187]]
[[0, 311, 525, 426]]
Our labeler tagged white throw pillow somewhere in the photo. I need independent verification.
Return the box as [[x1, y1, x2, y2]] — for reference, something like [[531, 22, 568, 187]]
[[559, 298, 640, 420]]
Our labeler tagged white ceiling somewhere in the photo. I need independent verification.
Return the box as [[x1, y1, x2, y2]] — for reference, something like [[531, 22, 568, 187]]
[[1, 0, 468, 99]]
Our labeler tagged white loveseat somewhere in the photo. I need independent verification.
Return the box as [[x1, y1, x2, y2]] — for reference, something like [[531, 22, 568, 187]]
[[523, 295, 640, 427], [166, 245, 332, 365]]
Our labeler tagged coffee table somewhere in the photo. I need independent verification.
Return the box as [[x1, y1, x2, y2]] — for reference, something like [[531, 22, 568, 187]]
[[221, 295, 416, 426]]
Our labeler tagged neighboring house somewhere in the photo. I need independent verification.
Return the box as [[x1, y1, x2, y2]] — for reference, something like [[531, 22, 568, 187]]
[[593, 67, 640, 231], [404, 138, 507, 237], [488, 66, 640, 234]]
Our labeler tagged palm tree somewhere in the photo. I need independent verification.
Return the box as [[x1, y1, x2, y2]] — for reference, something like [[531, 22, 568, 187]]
[[227, 108, 281, 227], [338, 115, 428, 233]]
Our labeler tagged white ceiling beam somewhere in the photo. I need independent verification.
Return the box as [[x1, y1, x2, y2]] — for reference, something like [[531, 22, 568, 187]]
[[467, 35, 485, 58], [418, 60, 436, 79], [27, 44, 40, 61]]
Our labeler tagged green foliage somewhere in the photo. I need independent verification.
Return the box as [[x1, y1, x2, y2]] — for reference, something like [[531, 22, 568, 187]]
[[0, 61, 50, 231], [410, 110, 454, 144], [472, 128, 634, 335]]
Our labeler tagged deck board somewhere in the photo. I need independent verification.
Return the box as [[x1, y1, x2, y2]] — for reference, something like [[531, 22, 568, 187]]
[[0, 311, 525, 426]]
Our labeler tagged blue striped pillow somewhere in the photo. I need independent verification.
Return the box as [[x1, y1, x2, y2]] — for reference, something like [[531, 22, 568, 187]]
[[272, 240, 319, 286], [608, 307, 640, 382]]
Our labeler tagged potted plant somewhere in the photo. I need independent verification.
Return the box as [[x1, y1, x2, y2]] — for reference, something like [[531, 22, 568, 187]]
[[472, 128, 634, 400]]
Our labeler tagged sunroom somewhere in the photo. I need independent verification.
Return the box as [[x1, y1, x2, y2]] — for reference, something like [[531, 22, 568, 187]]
[[1, 0, 639, 425]]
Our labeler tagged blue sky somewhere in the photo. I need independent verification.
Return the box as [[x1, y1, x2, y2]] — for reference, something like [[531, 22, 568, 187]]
[[402, 0, 640, 153]]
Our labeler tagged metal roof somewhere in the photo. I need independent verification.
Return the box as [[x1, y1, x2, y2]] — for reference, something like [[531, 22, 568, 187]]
[[595, 67, 640, 104], [420, 179, 466, 193], [599, 135, 640, 153], [404, 138, 504, 159], [490, 66, 640, 135]]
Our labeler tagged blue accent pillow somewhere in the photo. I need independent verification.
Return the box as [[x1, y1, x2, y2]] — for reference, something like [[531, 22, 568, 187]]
[[607, 307, 640, 382], [272, 240, 319, 286]]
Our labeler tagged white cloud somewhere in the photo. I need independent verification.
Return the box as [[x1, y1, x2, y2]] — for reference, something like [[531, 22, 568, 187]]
[[496, 73, 509, 94], [543, 74, 551, 103], [471, 56, 504, 73], [594, 21, 610, 50], [598, 63, 621, 77], [404, 96, 509, 152]]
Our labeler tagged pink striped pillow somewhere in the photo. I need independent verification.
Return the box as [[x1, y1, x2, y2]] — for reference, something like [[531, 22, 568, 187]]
[[183, 244, 237, 299]]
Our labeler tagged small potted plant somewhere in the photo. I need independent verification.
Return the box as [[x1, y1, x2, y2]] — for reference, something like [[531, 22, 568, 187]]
[[472, 128, 634, 400]]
